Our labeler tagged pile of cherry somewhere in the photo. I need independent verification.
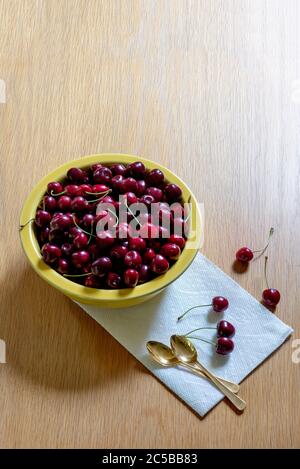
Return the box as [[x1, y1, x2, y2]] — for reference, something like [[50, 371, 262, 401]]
[[33, 161, 187, 289]]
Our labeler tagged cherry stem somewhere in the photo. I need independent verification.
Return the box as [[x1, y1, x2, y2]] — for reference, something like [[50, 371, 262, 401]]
[[184, 326, 216, 336], [19, 218, 35, 231], [253, 227, 274, 255], [177, 304, 212, 322], [185, 335, 216, 346], [63, 272, 91, 277], [124, 200, 140, 225], [51, 190, 65, 197], [72, 215, 97, 238], [87, 189, 112, 203], [264, 255, 270, 289], [86, 189, 112, 196]]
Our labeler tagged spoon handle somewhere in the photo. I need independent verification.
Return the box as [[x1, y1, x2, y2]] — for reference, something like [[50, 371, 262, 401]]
[[183, 363, 240, 394], [195, 360, 246, 411]]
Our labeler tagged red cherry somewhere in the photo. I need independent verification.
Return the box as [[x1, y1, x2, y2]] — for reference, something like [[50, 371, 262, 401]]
[[61, 242, 74, 257], [139, 223, 159, 239], [168, 234, 185, 250], [110, 163, 126, 176], [64, 184, 80, 197], [145, 187, 163, 202], [57, 195, 72, 212], [111, 175, 124, 191], [236, 247, 254, 262], [71, 196, 89, 212], [67, 167, 87, 183], [57, 258, 70, 275], [91, 257, 112, 277], [217, 320, 235, 338], [78, 184, 92, 196], [121, 192, 138, 205], [35, 210, 51, 228], [129, 237, 146, 252], [138, 264, 150, 283], [91, 184, 110, 194], [160, 243, 181, 260], [150, 254, 169, 274], [40, 227, 50, 243], [96, 230, 115, 249], [127, 161, 146, 178], [93, 167, 112, 184], [90, 163, 103, 172], [124, 250, 142, 269], [41, 243, 61, 264], [236, 228, 274, 263], [43, 196, 57, 212], [212, 296, 229, 313], [120, 177, 138, 194], [139, 194, 155, 209], [50, 213, 73, 231], [47, 181, 63, 195], [142, 248, 156, 265], [81, 214, 95, 229], [110, 244, 128, 261], [262, 256, 280, 307], [216, 337, 234, 355], [146, 168, 164, 186], [107, 272, 122, 289], [136, 180, 146, 196], [71, 250, 90, 268], [73, 232, 89, 249], [124, 268, 139, 287], [164, 183, 182, 202], [85, 274, 101, 288]]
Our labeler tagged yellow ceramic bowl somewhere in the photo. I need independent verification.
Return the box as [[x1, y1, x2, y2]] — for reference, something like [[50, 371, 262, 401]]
[[20, 154, 201, 308]]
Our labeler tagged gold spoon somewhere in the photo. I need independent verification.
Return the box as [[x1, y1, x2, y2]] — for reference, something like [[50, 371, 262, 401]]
[[170, 335, 246, 412], [146, 341, 240, 394]]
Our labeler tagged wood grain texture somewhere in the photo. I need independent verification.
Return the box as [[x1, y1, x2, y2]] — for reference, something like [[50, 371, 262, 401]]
[[1, 0, 300, 448]]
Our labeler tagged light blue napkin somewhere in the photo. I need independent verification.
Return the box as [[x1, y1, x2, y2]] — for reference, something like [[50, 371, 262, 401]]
[[76, 253, 293, 416]]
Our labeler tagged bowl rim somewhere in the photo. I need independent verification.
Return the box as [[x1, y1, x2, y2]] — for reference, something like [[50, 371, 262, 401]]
[[19, 153, 201, 303]]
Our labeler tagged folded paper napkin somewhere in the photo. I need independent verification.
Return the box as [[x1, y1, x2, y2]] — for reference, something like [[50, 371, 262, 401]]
[[76, 253, 293, 417]]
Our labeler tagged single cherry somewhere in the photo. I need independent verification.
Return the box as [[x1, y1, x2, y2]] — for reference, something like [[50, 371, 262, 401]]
[[262, 256, 281, 307], [96, 230, 115, 249], [164, 183, 182, 202], [71, 196, 89, 212], [146, 168, 164, 186], [145, 187, 163, 202], [61, 242, 74, 257], [93, 167, 112, 184], [135, 180, 146, 196], [57, 258, 70, 275], [106, 272, 122, 289], [124, 268, 139, 287], [124, 250, 142, 269], [168, 234, 186, 250], [236, 227, 274, 262], [142, 248, 156, 265], [216, 337, 235, 355], [120, 177, 138, 194], [73, 232, 89, 249], [127, 161, 146, 178], [50, 213, 73, 231], [35, 210, 51, 228], [71, 250, 90, 268], [67, 167, 87, 183], [43, 196, 57, 212], [47, 181, 63, 195], [110, 244, 128, 261], [57, 195, 72, 212], [150, 254, 169, 274], [129, 237, 146, 252], [160, 243, 181, 260], [138, 264, 150, 283], [110, 163, 126, 176], [217, 320, 235, 338], [91, 257, 112, 277], [41, 243, 61, 264]]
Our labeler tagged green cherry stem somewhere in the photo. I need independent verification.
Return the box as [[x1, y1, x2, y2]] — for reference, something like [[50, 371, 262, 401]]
[[184, 335, 216, 346], [253, 227, 274, 256], [50, 190, 65, 197], [184, 326, 216, 337], [19, 218, 35, 231], [177, 304, 212, 322], [124, 200, 140, 225], [264, 255, 270, 290], [63, 272, 91, 277]]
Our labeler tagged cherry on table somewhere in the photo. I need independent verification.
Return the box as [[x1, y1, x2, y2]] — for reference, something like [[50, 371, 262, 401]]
[[217, 320, 236, 338], [216, 337, 234, 355], [236, 227, 274, 263], [212, 296, 229, 312]]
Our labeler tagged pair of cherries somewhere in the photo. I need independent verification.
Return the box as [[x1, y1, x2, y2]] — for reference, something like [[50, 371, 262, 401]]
[[178, 296, 235, 355], [235, 228, 280, 308]]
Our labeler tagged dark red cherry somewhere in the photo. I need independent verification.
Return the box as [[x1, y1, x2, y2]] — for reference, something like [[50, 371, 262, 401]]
[[57, 258, 69, 275], [146, 187, 163, 202], [120, 177, 138, 194], [121, 192, 138, 205], [106, 272, 122, 289], [262, 288, 281, 307], [78, 184, 92, 196], [217, 320, 235, 338], [81, 214, 94, 229], [129, 237, 146, 252], [142, 248, 156, 264], [35, 210, 51, 228], [124, 268, 139, 287], [57, 195, 72, 212], [73, 232, 89, 249], [67, 167, 87, 183], [136, 180, 147, 196], [84, 274, 100, 288], [91, 184, 110, 194], [164, 183, 182, 202], [50, 213, 73, 231], [71, 250, 90, 268], [91, 257, 112, 277], [212, 296, 229, 313], [110, 244, 128, 261], [138, 264, 150, 283], [47, 181, 63, 195], [150, 254, 169, 274], [139, 194, 155, 208], [88, 243, 99, 260], [48, 229, 66, 244], [90, 163, 103, 172], [71, 196, 89, 212], [43, 196, 57, 212], [41, 243, 61, 264], [124, 250, 142, 269], [69, 226, 83, 239], [160, 243, 181, 260], [168, 234, 186, 250], [61, 242, 74, 257], [111, 175, 124, 191], [64, 184, 80, 197], [127, 161, 146, 178], [96, 230, 115, 249], [216, 337, 234, 355], [40, 227, 50, 243], [110, 163, 126, 176], [146, 168, 164, 186], [236, 247, 254, 262], [93, 167, 112, 184]]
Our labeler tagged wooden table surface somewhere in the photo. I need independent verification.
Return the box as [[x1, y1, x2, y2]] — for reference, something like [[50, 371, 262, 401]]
[[1, 0, 300, 449]]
